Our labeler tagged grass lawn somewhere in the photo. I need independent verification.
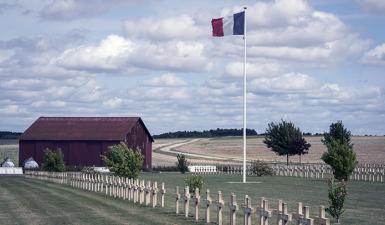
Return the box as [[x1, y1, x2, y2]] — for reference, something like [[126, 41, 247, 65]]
[[1, 174, 384, 225], [0, 176, 205, 225], [141, 173, 385, 225]]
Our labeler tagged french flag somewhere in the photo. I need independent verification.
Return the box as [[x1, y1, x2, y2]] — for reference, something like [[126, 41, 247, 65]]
[[212, 11, 245, 37]]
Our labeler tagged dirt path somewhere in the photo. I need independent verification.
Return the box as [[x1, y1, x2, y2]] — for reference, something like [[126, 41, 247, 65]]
[[159, 138, 236, 160], [154, 138, 246, 166]]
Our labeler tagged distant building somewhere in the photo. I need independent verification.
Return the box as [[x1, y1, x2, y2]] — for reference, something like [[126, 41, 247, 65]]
[[19, 117, 153, 169]]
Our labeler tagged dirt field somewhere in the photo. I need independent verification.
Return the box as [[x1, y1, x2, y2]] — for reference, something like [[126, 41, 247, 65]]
[[3, 136, 385, 167], [154, 136, 385, 165], [0, 139, 19, 166]]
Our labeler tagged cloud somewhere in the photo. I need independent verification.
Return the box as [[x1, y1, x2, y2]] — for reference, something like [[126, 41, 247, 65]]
[[249, 73, 319, 94], [0, 2, 21, 14], [144, 74, 187, 87], [129, 87, 191, 101], [354, 0, 385, 14], [39, 0, 124, 20], [361, 44, 385, 65], [224, 61, 282, 78], [212, 0, 369, 63], [103, 97, 123, 108], [56, 34, 212, 73], [123, 15, 205, 41], [222, 0, 311, 28]]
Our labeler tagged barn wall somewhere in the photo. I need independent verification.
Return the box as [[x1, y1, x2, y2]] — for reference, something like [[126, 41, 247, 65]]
[[19, 140, 120, 167], [126, 121, 152, 170], [19, 140, 35, 166]]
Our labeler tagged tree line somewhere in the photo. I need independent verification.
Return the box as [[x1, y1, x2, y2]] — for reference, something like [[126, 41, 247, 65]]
[[153, 128, 258, 138], [0, 131, 22, 139]]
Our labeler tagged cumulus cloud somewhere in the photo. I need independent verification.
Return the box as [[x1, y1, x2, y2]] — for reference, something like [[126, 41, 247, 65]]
[[129, 87, 191, 101], [224, 61, 282, 78], [249, 73, 319, 94], [56, 35, 212, 73], [1, 0, 384, 135], [123, 15, 205, 41], [361, 44, 385, 65], [0, 2, 21, 14], [354, 0, 385, 14], [39, 0, 124, 20], [144, 74, 187, 87], [212, 0, 369, 63]]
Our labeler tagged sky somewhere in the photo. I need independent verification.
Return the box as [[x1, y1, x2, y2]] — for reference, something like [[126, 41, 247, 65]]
[[0, 0, 384, 135]]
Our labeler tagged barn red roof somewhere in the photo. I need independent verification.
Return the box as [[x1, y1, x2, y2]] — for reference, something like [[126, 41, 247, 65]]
[[20, 117, 153, 141]]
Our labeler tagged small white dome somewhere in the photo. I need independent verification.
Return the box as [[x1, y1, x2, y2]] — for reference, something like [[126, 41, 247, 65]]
[[2, 158, 15, 167], [24, 157, 39, 169]]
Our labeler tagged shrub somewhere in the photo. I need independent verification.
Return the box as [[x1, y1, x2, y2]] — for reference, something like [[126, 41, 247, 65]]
[[250, 160, 274, 176], [185, 174, 204, 195], [101, 142, 143, 179], [176, 154, 189, 174], [152, 165, 179, 172], [42, 148, 65, 172], [326, 179, 347, 223]]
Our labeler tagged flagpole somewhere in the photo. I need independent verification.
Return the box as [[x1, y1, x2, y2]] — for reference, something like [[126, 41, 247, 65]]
[[242, 7, 247, 183]]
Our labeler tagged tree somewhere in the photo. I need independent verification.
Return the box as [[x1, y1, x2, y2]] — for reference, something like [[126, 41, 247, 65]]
[[322, 121, 357, 181], [326, 179, 347, 223], [43, 148, 65, 172], [322, 139, 358, 181], [102, 142, 143, 179], [176, 154, 189, 174], [264, 120, 311, 165], [322, 121, 353, 148]]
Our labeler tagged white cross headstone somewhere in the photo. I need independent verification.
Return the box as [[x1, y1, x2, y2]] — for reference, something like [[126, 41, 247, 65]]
[[258, 197, 272, 225], [314, 205, 330, 225], [152, 181, 158, 208], [193, 188, 201, 221], [204, 189, 212, 223], [215, 191, 225, 225], [229, 193, 238, 225], [293, 203, 314, 225], [139, 180, 145, 204], [175, 186, 181, 214], [160, 182, 166, 207], [275, 200, 292, 225], [145, 180, 151, 206], [242, 195, 254, 225], [184, 186, 191, 218]]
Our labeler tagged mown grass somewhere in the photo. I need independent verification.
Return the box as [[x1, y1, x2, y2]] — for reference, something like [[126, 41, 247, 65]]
[[0, 176, 205, 225], [141, 173, 385, 225], [1, 174, 384, 225]]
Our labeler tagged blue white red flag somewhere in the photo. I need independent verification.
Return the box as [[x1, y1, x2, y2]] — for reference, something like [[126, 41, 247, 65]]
[[211, 11, 245, 37]]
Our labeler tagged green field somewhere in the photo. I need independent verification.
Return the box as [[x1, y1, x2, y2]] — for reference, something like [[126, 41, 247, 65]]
[[142, 173, 385, 225], [0, 176, 203, 225], [1, 174, 384, 225]]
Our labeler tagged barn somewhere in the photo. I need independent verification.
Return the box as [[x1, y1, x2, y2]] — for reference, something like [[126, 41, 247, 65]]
[[19, 117, 153, 170]]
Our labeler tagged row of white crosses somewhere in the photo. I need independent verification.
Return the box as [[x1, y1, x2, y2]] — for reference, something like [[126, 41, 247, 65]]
[[25, 171, 67, 184], [70, 173, 167, 208], [175, 186, 330, 225], [26, 171, 167, 209]]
